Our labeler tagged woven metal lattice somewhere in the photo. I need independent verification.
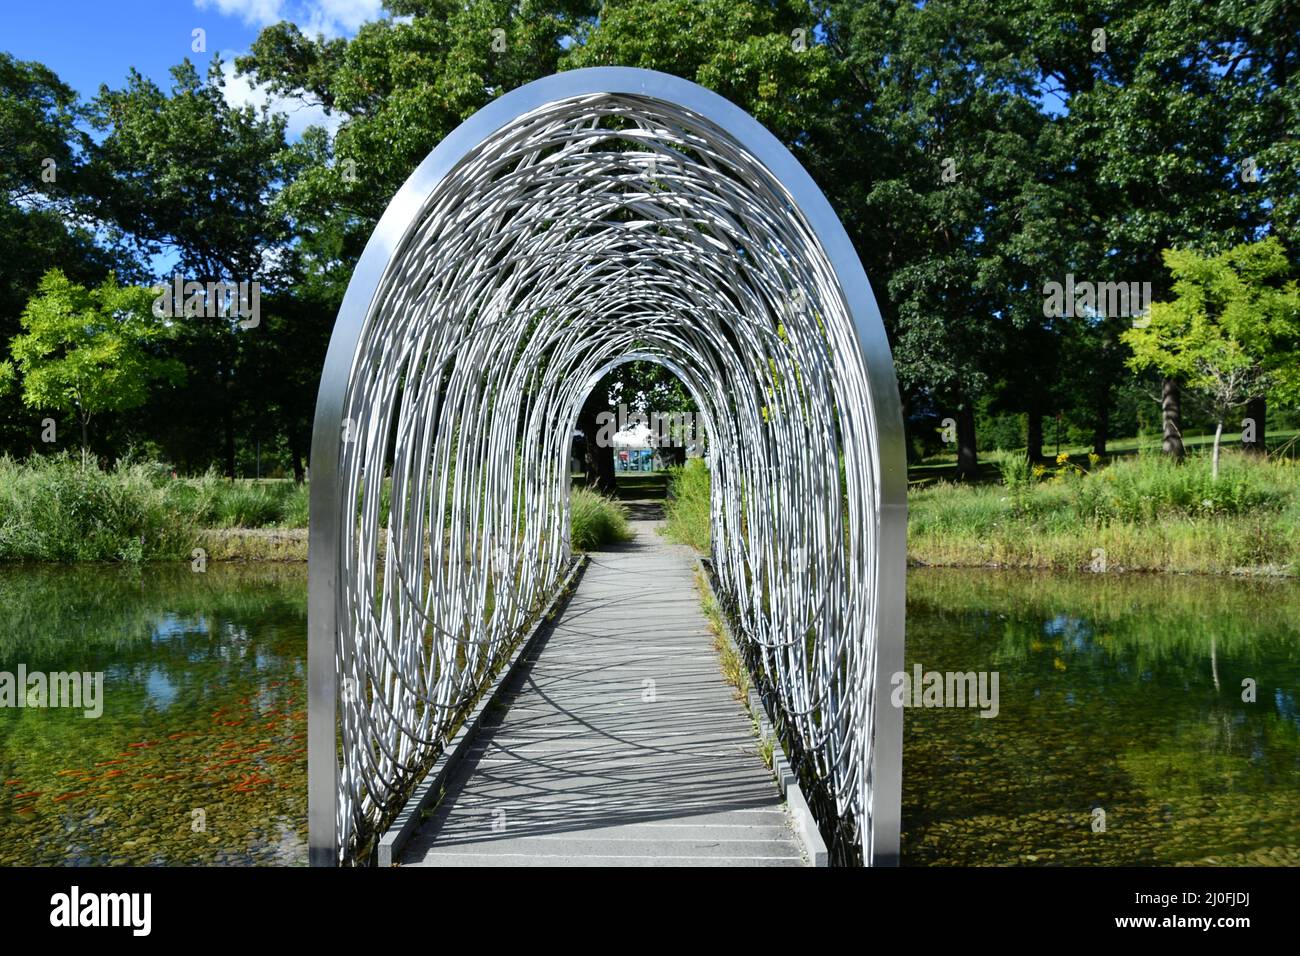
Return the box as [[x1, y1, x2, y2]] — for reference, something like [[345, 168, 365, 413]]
[[309, 69, 905, 867]]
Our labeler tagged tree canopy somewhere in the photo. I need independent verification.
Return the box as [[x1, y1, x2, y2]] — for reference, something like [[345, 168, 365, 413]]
[[0, 0, 1295, 476]]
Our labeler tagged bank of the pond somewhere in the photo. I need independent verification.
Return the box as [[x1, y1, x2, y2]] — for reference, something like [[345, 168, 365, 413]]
[[4, 452, 1297, 574], [195, 489, 633, 561], [662, 452, 1300, 577], [907, 521, 1296, 576], [198, 528, 309, 562], [0, 455, 630, 563], [908, 452, 1299, 576]]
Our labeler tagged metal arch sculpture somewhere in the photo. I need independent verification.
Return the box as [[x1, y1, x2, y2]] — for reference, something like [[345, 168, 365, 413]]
[[308, 67, 907, 867]]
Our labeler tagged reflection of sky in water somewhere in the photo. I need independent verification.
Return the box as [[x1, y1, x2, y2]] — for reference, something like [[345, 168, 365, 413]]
[[150, 612, 206, 643], [144, 666, 178, 708], [144, 614, 271, 669], [1277, 687, 1299, 731], [0, 563, 309, 865], [1042, 614, 1094, 653], [104, 612, 282, 705]]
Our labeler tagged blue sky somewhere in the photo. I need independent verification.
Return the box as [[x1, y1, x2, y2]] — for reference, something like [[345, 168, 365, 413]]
[[3, 0, 388, 137]]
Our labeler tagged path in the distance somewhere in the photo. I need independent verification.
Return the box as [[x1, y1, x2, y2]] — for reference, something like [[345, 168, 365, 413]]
[[399, 508, 806, 867]]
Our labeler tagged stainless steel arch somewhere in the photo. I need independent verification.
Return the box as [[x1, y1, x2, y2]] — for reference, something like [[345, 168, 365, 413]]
[[308, 67, 906, 866]]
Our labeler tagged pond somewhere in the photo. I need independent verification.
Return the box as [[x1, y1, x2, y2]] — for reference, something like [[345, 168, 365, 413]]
[[0, 563, 307, 866], [1, 561, 1295, 866], [903, 568, 1300, 866]]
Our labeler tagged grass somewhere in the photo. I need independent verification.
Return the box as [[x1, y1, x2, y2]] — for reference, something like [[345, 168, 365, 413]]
[[662, 459, 711, 551], [912, 449, 1299, 574], [0, 454, 198, 562], [568, 487, 633, 551], [0, 455, 634, 562], [695, 567, 750, 699], [0, 455, 315, 561], [196, 527, 309, 562], [7, 447, 1293, 572], [168, 472, 311, 528], [909, 427, 1300, 486], [665, 448, 1300, 576]]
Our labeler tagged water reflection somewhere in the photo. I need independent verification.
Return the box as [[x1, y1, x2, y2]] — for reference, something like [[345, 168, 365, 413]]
[[0, 563, 307, 866], [903, 568, 1300, 866]]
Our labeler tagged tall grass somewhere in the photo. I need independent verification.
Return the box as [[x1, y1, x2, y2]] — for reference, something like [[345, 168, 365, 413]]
[[0, 454, 198, 561], [663, 459, 711, 552], [0, 455, 315, 562], [7, 448, 1292, 573], [660, 449, 1298, 574], [912, 450, 1300, 573], [0, 455, 640, 562], [170, 470, 310, 528], [568, 487, 632, 551]]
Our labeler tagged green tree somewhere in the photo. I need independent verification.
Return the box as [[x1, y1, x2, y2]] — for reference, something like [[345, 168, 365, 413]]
[[823, 0, 1049, 478], [1123, 238, 1300, 478], [1008, 0, 1299, 460], [0, 53, 138, 456], [2, 270, 185, 456], [237, 2, 597, 306], [85, 58, 291, 475]]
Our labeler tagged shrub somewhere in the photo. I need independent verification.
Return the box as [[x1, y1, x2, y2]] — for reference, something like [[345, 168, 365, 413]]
[[213, 482, 286, 528], [569, 487, 631, 551], [995, 449, 1032, 491], [0, 454, 197, 562], [280, 482, 311, 527]]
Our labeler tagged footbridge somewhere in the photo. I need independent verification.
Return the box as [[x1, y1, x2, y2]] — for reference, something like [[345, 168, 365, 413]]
[[308, 67, 906, 867]]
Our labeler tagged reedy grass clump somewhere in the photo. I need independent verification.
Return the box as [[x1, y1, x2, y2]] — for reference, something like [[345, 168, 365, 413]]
[[0, 453, 197, 561], [568, 487, 632, 551], [663, 458, 712, 551], [0, 455, 315, 561], [912, 449, 1299, 574]]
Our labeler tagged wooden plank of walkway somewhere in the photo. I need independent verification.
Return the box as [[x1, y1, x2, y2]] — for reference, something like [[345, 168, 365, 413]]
[[400, 512, 806, 867]]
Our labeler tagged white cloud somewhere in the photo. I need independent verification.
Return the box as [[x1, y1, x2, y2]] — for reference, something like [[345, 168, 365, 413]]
[[194, 0, 385, 38], [194, 0, 285, 27], [219, 55, 344, 140]]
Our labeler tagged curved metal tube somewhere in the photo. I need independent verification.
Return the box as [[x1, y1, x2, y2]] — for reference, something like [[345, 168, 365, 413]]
[[309, 67, 907, 866]]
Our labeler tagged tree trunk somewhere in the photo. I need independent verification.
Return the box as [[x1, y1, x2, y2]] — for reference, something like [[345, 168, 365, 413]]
[[1161, 378, 1185, 461], [1092, 400, 1109, 458], [1243, 395, 1266, 456], [956, 403, 978, 480], [289, 432, 305, 484], [1026, 412, 1044, 463], [577, 387, 616, 494], [1212, 418, 1223, 481], [223, 404, 236, 478]]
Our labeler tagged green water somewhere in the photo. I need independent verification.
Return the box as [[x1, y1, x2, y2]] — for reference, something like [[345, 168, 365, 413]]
[[0, 564, 307, 866], [903, 568, 1300, 866], [1, 561, 1295, 866]]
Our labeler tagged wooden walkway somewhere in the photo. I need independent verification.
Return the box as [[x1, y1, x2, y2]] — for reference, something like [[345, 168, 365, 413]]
[[400, 513, 806, 866]]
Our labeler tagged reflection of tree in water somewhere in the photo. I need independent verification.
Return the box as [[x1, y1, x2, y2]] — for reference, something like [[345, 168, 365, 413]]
[[0, 563, 308, 865], [0, 563, 304, 660], [902, 568, 1300, 865]]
